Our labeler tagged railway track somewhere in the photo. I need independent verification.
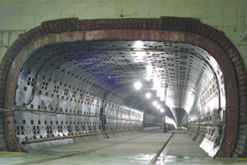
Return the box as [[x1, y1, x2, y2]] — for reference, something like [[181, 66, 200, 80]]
[[148, 132, 174, 165]]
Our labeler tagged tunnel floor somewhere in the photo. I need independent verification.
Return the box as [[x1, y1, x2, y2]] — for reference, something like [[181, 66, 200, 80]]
[[0, 129, 246, 165]]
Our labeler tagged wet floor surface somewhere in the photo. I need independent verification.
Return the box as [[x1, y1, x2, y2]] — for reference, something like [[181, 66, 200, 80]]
[[0, 130, 247, 165], [156, 132, 247, 165], [156, 155, 247, 165], [32, 130, 171, 165]]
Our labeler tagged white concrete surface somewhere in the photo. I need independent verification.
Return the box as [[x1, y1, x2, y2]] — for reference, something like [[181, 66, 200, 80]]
[[0, 0, 247, 67]]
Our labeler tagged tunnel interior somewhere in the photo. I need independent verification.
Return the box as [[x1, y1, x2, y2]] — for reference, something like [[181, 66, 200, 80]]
[[11, 40, 226, 156]]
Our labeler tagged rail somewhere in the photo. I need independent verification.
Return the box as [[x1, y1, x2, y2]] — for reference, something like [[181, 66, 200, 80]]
[[148, 132, 174, 165]]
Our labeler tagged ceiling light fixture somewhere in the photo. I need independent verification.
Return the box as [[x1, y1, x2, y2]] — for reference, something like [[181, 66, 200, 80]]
[[152, 101, 157, 106], [146, 93, 151, 99], [134, 81, 142, 90]]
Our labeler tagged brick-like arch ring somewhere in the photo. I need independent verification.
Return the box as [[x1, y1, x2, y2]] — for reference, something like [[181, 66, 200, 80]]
[[1, 17, 246, 157]]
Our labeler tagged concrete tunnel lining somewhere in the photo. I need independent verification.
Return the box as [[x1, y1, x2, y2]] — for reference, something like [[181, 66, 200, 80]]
[[12, 39, 226, 156], [15, 40, 223, 113], [1, 17, 247, 157]]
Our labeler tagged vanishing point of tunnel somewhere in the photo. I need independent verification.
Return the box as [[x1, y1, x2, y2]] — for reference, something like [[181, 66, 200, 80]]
[[0, 14, 247, 164]]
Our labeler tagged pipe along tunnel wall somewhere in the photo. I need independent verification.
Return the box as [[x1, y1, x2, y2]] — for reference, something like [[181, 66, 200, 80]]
[[0, 17, 247, 158]]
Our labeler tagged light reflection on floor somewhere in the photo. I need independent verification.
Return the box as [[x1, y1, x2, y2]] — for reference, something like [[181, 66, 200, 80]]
[[154, 155, 247, 165], [123, 153, 156, 164], [1, 131, 247, 165]]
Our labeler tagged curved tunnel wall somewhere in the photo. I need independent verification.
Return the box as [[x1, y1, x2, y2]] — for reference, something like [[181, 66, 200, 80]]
[[13, 41, 145, 152], [1, 17, 247, 157]]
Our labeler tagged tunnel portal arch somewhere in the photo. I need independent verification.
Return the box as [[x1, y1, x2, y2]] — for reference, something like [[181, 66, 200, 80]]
[[1, 17, 247, 157]]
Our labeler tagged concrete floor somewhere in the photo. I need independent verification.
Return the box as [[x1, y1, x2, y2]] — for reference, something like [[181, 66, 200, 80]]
[[0, 129, 247, 165], [157, 132, 247, 165]]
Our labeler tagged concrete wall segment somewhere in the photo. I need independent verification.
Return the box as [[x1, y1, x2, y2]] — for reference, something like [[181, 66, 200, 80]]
[[0, 0, 246, 66]]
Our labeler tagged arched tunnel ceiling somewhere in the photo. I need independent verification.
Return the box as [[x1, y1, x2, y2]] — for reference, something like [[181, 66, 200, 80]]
[[15, 40, 225, 126]]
